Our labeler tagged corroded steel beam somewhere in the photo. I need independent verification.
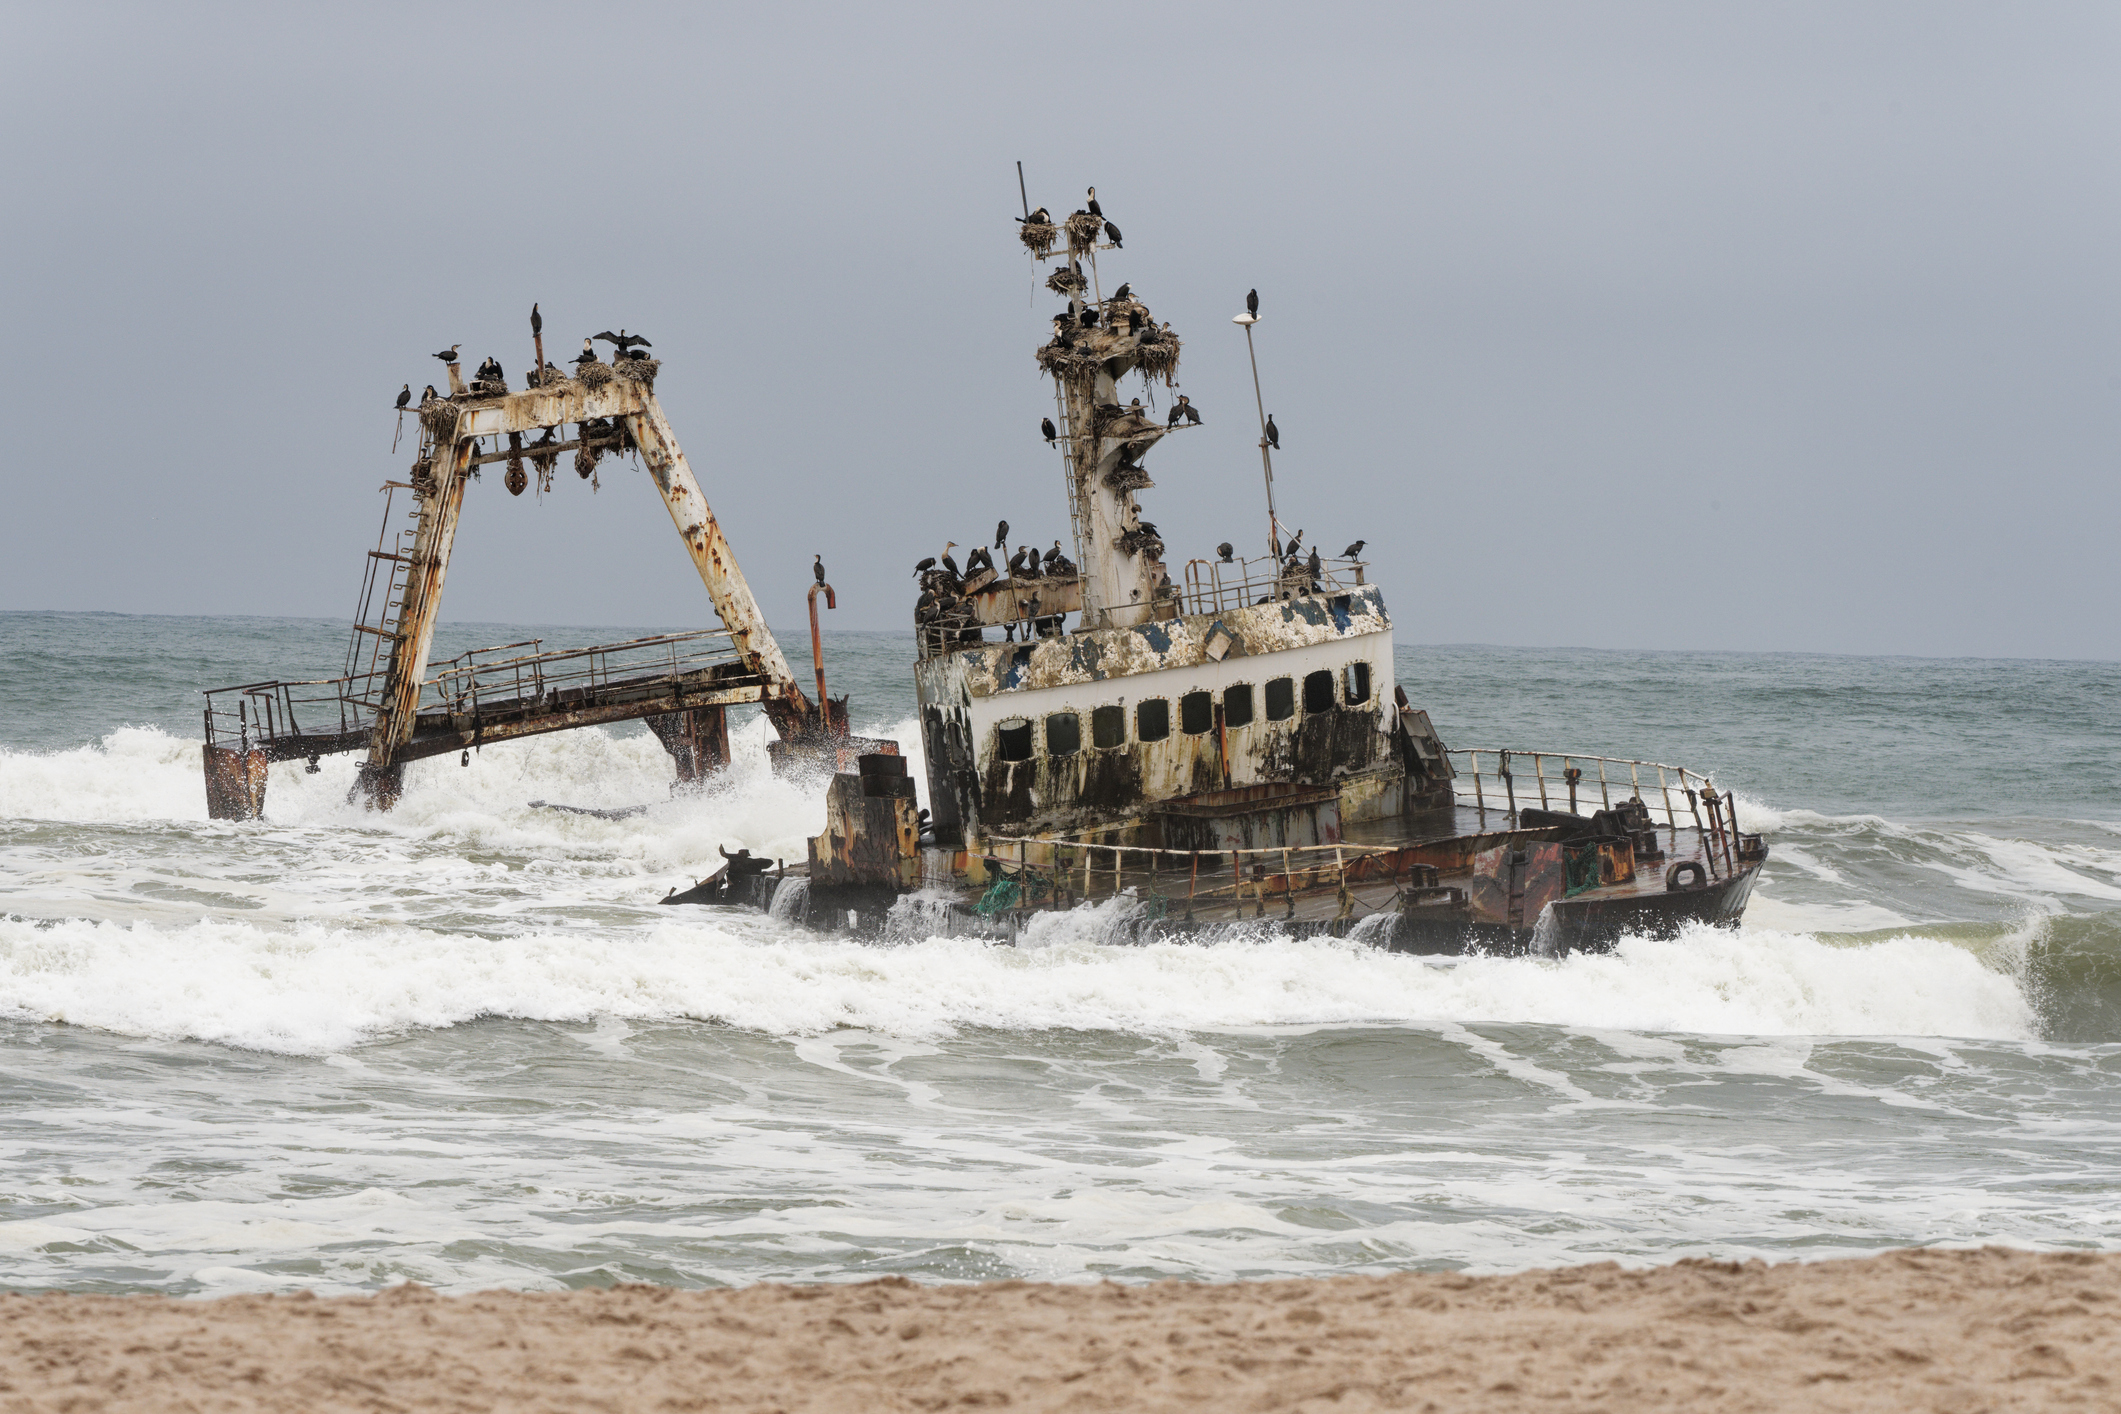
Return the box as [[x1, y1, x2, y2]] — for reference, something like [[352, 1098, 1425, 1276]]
[[454, 381, 650, 438], [624, 393, 812, 727]]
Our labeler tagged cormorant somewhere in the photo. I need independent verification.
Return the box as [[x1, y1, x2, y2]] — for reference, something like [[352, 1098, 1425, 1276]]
[[995, 519, 1009, 548], [1342, 539, 1366, 558], [1265, 414, 1280, 449], [530, 303, 542, 336], [1007, 545, 1029, 576], [1112, 282, 1131, 302], [813, 555, 826, 585], [595, 330, 652, 354], [1022, 206, 1050, 224], [1246, 288, 1259, 317], [1127, 309, 1142, 333], [1086, 187, 1102, 218], [395, 384, 411, 410], [940, 542, 960, 577], [966, 546, 991, 575], [1307, 547, 1323, 580], [1285, 530, 1303, 556], [1040, 417, 1057, 444], [1216, 542, 1234, 562], [1079, 307, 1098, 327], [1104, 221, 1122, 248], [914, 557, 936, 575], [420, 384, 438, 403], [1168, 403, 1182, 428], [433, 343, 461, 364], [1175, 394, 1200, 425]]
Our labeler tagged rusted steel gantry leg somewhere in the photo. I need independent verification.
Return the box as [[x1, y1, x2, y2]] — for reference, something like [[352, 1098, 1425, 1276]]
[[625, 394, 818, 738], [358, 434, 471, 808]]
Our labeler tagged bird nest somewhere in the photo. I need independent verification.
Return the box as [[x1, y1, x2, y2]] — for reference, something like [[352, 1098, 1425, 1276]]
[[529, 364, 570, 390], [613, 356, 660, 387], [1035, 342, 1101, 378], [1104, 464, 1155, 494], [1018, 220, 1058, 259], [1116, 528, 1164, 558], [575, 359, 614, 389], [1044, 266, 1087, 297], [467, 377, 508, 399], [418, 402, 460, 440], [1135, 329, 1181, 385], [1065, 212, 1103, 251]]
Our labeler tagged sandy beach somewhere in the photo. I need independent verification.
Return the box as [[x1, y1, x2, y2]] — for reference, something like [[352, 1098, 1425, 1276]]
[[2, 1247, 2114, 1411]]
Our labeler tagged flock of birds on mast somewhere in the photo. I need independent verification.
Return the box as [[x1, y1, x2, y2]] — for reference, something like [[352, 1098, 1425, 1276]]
[[392, 306, 654, 411]]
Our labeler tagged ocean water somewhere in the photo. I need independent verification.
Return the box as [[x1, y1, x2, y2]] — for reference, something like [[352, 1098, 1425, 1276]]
[[1, 610, 2118, 1296]]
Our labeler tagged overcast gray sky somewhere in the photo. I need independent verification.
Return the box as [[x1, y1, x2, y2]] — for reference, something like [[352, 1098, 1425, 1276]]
[[5, 2, 2116, 659]]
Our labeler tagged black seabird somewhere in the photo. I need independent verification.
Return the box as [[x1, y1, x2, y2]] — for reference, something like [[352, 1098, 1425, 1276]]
[[1286, 530, 1304, 556], [1040, 417, 1057, 444], [595, 330, 653, 354], [1216, 542, 1234, 562], [813, 555, 826, 585], [1167, 403, 1182, 427], [433, 343, 461, 364], [1086, 187, 1102, 218], [395, 384, 411, 409], [1265, 414, 1280, 449], [914, 557, 936, 575], [1307, 547, 1323, 580], [995, 519, 1010, 548], [530, 303, 542, 336], [1112, 282, 1131, 302], [1008, 545, 1031, 576], [940, 542, 960, 577], [1342, 539, 1366, 558], [1246, 288, 1259, 317], [420, 384, 437, 403], [1175, 394, 1200, 425], [1103, 221, 1122, 249], [1127, 310, 1142, 333], [1079, 307, 1098, 327]]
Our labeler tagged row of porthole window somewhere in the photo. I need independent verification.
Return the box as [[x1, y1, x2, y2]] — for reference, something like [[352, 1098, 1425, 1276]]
[[997, 663, 1372, 762]]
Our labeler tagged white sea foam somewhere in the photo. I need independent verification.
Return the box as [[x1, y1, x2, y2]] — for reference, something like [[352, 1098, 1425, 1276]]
[[0, 910, 2037, 1055]]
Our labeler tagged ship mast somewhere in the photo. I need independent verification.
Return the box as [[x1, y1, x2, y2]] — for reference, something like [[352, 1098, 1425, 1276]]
[[1025, 196, 1179, 630]]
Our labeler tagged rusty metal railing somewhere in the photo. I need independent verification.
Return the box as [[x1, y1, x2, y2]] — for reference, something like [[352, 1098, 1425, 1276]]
[[1447, 749, 1718, 831], [1180, 555, 1366, 618]]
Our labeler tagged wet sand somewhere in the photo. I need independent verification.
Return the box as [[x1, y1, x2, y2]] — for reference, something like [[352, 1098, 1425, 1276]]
[[3, 1247, 2115, 1411]]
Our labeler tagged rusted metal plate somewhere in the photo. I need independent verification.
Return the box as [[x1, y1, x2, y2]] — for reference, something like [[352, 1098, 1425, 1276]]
[[1468, 840, 1567, 926], [202, 744, 267, 821], [455, 381, 650, 438], [807, 761, 919, 888]]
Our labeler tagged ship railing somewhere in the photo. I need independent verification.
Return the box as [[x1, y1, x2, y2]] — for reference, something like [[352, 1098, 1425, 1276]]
[[1179, 555, 1366, 618], [424, 629, 740, 717], [1446, 748, 1727, 832], [973, 831, 1424, 922], [203, 672, 389, 754], [204, 629, 741, 754]]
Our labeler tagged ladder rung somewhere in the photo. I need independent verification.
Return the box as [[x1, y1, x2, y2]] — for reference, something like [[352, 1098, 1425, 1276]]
[[369, 551, 412, 563], [351, 623, 397, 638]]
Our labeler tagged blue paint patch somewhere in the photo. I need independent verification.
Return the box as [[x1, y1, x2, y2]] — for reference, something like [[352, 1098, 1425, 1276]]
[[1002, 646, 1034, 690], [1329, 596, 1352, 632], [1134, 622, 1173, 655]]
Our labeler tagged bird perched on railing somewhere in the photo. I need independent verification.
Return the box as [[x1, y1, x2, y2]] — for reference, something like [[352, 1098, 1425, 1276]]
[[395, 384, 411, 410], [1040, 417, 1057, 444], [1342, 539, 1366, 559], [1285, 530, 1303, 557], [813, 555, 826, 586], [1307, 547, 1323, 585], [595, 330, 652, 354], [1104, 221, 1123, 249], [1216, 542, 1234, 562], [432, 343, 461, 364]]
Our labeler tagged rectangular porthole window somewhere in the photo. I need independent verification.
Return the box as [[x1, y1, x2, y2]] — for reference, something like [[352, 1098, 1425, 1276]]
[[1265, 677, 1295, 721], [1344, 661, 1371, 705], [1137, 698, 1171, 742], [1303, 669, 1335, 715], [1092, 704, 1125, 749], [1224, 683, 1255, 728], [1046, 712, 1081, 756], [997, 718, 1033, 762], [1180, 690, 1213, 735]]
